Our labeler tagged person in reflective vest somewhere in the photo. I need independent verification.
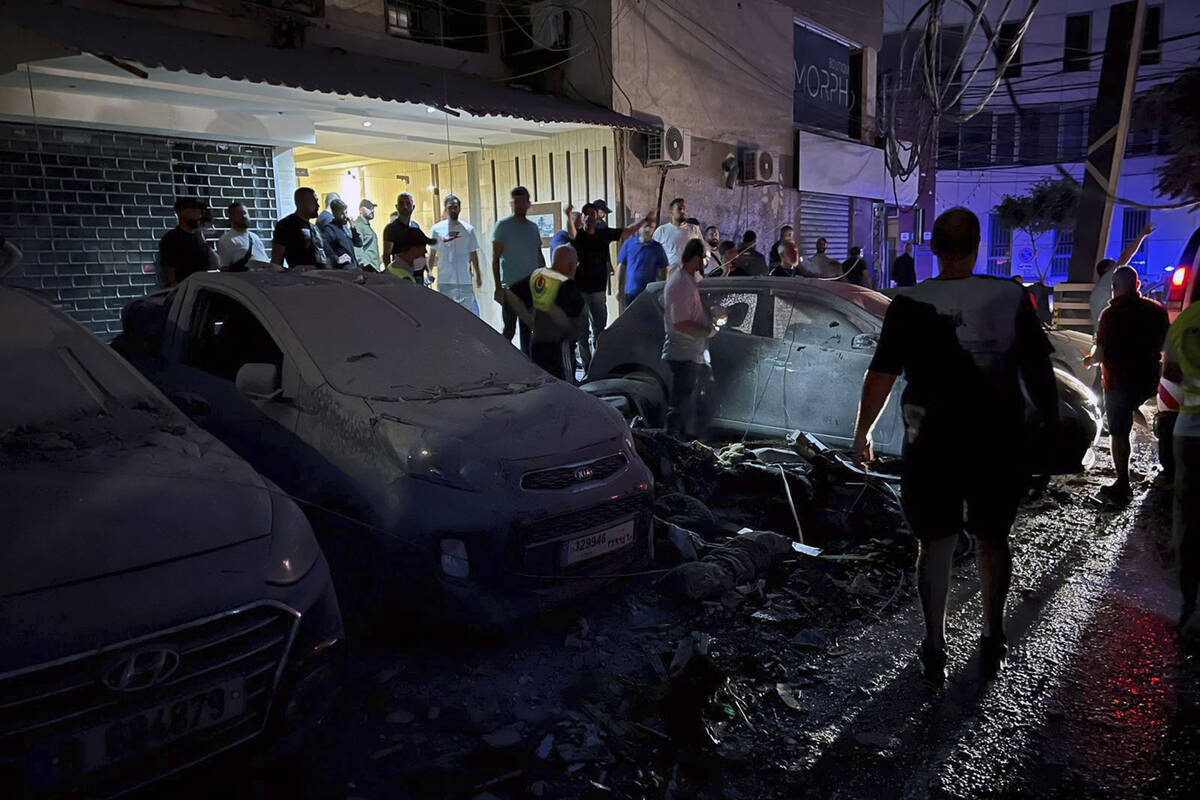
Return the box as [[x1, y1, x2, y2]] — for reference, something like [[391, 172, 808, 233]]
[[1164, 299, 1200, 629], [527, 245, 585, 381], [386, 225, 434, 282]]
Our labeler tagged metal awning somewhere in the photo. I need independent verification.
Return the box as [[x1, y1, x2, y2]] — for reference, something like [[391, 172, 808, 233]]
[[0, 1, 651, 131]]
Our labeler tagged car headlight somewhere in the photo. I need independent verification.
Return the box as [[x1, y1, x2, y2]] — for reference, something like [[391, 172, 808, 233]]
[[264, 492, 321, 586]]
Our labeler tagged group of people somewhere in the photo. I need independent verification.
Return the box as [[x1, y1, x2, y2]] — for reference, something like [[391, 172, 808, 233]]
[[157, 188, 484, 315]]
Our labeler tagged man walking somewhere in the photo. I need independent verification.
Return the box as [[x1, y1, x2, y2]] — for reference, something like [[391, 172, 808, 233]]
[[617, 221, 668, 311], [159, 197, 215, 287], [1164, 299, 1200, 629], [429, 194, 482, 314], [893, 242, 917, 287], [1086, 265, 1170, 503], [271, 187, 328, 270], [317, 198, 362, 270], [653, 198, 703, 266], [492, 186, 544, 355], [851, 208, 1059, 683], [353, 199, 381, 271], [384, 192, 426, 283], [567, 201, 649, 371], [216, 202, 268, 271], [842, 246, 874, 289], [663, 239, 725, 438]]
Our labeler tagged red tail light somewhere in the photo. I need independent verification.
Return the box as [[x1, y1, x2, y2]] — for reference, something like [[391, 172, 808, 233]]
[[1169, 266, 1189, 309]]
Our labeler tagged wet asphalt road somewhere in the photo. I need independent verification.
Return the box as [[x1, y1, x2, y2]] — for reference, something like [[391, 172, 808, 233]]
[[164, 435, 1200, 799]]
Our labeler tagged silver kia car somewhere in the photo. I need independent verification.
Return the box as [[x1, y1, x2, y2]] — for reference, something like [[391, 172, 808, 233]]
[[115, 270, 654, 624], [0, 286, 343, 797]]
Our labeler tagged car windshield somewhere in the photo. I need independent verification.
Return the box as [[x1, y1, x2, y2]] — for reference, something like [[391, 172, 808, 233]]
[[268, 280, 548, 401]]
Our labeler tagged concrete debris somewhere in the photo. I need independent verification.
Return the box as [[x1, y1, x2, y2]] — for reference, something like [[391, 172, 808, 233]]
[[481, 726, 523, 748], [385, 710, 414, 724], [658, 530, 795, 602], [535, 733, 555, 760]]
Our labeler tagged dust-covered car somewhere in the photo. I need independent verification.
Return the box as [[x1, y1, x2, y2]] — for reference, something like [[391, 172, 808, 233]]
[[584, 277, 1101, 473], [114, 270, 654, 623], [0, 287, 342, 797]]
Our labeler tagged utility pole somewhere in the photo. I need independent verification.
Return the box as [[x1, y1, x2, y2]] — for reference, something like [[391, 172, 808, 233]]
[[1058, 0, 1145, 333]]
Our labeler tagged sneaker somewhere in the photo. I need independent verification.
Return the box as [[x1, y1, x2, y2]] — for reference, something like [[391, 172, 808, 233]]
[[918, 641, 947, 686], [980, 634, 1008, 679], [1099, 482, 1132, 505]]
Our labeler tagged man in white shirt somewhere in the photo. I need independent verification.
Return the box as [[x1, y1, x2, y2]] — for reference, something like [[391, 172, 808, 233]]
[[803, 237, 840, 278], [663, 238, 725, 437], [429, 194, 482, 314], [653, 197, 703, 266], [216, 202, 268, 270]]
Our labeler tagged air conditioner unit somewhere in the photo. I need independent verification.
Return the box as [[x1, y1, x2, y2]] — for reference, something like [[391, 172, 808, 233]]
[[646, 124, 692, 167], [740, 149, 782, 185]]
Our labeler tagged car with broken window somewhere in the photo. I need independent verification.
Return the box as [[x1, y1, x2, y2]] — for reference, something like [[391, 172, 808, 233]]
[[114, 270, 653, 624], [0, 286, 343, 797], [583, 277, 1102, 474]]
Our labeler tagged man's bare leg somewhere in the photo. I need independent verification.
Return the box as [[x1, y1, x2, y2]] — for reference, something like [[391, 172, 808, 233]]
[[917, 535, 958, 649], [978, 538, 1012, 640]]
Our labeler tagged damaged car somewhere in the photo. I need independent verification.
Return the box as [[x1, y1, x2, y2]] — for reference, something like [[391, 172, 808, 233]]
[[584, 277, 1101, 473], [114, 270, 654, 623], [0, 286, 342, 797]]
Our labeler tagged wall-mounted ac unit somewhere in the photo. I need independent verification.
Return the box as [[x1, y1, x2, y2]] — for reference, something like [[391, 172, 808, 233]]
[[646, 124, 692, 167], [740, 149, 782, 185]]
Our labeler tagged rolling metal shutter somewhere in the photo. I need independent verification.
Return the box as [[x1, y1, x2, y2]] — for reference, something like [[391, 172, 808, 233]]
[[797, 192, 852, 261]]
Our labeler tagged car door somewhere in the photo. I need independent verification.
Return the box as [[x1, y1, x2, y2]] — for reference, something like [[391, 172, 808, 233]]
[[156, 287, 305, 473], [758, 288, 903, 452], [698, 286, 775, 429]]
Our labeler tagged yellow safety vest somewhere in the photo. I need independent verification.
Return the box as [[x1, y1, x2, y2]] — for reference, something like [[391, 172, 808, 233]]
[[530, 267, 566, 312], [387, 263, 415, 282], [1169, 302, 1200, 414]]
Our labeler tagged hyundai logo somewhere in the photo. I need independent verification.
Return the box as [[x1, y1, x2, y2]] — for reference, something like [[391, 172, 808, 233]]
[[103, 647, 181, 692], [572, 466, 595, 482]]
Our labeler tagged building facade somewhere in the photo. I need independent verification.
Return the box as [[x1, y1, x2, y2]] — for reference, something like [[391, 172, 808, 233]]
[[883, 0, 1198, 289]]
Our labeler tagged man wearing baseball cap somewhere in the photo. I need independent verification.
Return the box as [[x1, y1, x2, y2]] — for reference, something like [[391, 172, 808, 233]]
[[591, 198, 612, 229], [354, 198, 381, 271], [386, 226, 435, 283]]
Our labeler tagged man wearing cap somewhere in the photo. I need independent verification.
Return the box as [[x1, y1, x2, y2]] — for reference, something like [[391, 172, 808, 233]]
[[592, 198, 612, 229], [383, 192, 427, 283], [429, 194, 481, 314], [386, 226, 435, 283], [353, 198, 381, 271], [160, 197, 216, 287], [316, 197, 362, 270]]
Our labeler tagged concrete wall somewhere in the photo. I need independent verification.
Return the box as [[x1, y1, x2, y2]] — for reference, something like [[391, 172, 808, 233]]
[[0, 122, 277, 337], [780, 0, 883, 49]]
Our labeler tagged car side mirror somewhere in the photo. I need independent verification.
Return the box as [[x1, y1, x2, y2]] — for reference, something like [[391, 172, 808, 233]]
[[235, 362, 283, 401], [851, 333, 878, 351]]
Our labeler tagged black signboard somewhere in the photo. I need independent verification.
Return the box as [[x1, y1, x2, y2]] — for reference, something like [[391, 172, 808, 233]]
[[793, 23, 858, 137]]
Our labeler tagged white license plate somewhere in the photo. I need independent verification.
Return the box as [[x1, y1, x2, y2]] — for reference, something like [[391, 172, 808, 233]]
[[563, 519, 637, 565], [38, 676, 246, 783]]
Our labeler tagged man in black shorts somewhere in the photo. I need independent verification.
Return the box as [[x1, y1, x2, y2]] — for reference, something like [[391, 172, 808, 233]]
[[852, 207, 1059, 683]]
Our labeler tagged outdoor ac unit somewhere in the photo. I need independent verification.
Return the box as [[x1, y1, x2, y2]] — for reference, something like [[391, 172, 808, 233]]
[[646, 124, 692, 167], [740, 149, 782, 185]]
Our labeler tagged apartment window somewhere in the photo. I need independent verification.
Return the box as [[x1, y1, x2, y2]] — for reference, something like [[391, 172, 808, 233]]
[[1050, 230, 1073, 279], [385, 0, 489, 53], [1141, 6, 1162, 66], [988, 213, 1012, 276], [994, 113, 1016, 164], [1060, 108, 1087, 161], [1121, 209, 1150, 272], [959, 111, 994, 169], [998, 21, 1023, 78], [1019, 109, 1057, 166], [1063, 14, 1091, 72]]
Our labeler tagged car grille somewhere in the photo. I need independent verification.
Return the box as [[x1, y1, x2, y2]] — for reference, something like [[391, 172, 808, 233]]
[[0, 603, 298, 798], [518, 494, 651, 576], [521, 453, 628, 491]]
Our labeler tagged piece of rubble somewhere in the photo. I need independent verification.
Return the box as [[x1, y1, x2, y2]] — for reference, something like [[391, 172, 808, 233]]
[[385, 710, 415, 724], [482, 726, 523, 748], [370, 742, 405, 760], [775, 683, 803, 712], [791, 629, 828, 649], [536, 733, 555, 759], [658, 530, 794, 602]]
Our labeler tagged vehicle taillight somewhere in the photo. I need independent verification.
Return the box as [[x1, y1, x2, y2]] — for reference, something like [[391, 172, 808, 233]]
[[1169, 266, 1188, 309]]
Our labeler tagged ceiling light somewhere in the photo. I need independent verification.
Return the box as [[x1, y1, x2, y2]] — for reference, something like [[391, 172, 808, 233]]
[[539, 122, 546, 127], [426, 106, 437, 113], [427, 184, 436, 191], [362, 120, 373, 127]]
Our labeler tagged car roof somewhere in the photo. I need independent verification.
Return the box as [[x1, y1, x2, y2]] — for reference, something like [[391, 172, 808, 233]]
[[686, 276, 892, 318]]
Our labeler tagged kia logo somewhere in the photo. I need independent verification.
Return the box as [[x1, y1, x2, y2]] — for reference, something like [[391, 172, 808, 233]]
[[103, 647, 181, 692], [573, 466, 595, 482]]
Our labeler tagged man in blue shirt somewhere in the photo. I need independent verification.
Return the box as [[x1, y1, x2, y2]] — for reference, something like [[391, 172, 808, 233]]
[[491, 186, 545, 354], [617, 221, 668, 311]]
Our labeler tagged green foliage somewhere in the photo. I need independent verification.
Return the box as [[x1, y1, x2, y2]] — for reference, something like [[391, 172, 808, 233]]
[[1139, 66, 1200, 207], [994, 177, 1080, 280]]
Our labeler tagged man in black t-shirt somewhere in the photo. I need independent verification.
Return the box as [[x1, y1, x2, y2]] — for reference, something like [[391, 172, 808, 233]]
[[159, 197, 214, 286], [841, 246, 873, 289], [382, 192, 427, 284], [566, 201, 651, 372], [851, 208, 1058, 684], [271, 187, 327, 270], [893, 242, 917, 287]]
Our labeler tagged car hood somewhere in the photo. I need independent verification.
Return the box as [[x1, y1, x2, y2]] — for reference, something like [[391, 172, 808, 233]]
[[0, 416, 273, 597], [365, 378, 625, 460]]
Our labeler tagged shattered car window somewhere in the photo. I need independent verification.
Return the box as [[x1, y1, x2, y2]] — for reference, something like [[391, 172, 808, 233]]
[[268, 282, 546, 400], [772, 294, 861, 348], [186, 291, 284, 382], [701, 291, 758, 335]]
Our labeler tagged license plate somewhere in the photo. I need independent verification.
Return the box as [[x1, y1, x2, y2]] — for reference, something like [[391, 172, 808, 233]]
[[563, 519, 637, 565], [34, 676, 246, 786]]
